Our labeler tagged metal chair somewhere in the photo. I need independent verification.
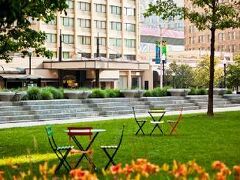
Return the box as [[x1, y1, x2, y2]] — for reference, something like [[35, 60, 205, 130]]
[[45, 126, 73, 173], [132, 107, 147, 135], [100, 125, 125, 170], [167, 107, 183, 135]]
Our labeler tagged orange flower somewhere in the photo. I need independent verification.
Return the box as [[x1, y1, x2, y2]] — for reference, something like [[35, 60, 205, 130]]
[[109, 164, 122, 175], [0, 171, 4, 180], [199, 172, 209, 180], [233, 165, 240, 175], [212, 161, 226, 170], [122, 164, 134, 176], [215, 172, 226, 180], [172, 163, 188, 178], [70, 168, 98, 180]]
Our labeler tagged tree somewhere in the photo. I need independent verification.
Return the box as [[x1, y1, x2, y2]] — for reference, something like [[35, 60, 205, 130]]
[[144, 0, 240, 116], [226, 55, 240, 92], [0, 0, 68, 62], [194, 56, 223, 88]]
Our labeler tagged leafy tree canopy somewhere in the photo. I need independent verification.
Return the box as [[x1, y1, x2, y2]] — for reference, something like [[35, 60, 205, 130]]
[[0, 0, 68, 62]]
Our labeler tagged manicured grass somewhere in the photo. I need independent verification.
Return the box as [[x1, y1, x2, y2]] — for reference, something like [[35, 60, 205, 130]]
[[0, 111, 240, 178]]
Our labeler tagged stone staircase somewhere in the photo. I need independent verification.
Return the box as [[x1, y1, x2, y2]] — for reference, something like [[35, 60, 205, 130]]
[[0, 100, 99, 124], [186, 95, 240, 108], [140, 96, 200, 111], [223, 94, 240, 104], [0, 95, 240, 124], [82, 98, 149, 116]]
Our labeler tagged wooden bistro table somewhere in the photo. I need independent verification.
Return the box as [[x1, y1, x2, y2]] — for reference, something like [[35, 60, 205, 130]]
[[65, 127, 106, 170], [148, 109, 166, 135]]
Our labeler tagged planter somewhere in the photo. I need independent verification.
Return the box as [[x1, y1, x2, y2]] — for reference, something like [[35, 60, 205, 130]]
[[12, 91, 27, 101], [0, 92, 15, 101], [212, 88, 228, 95], [79, 91, 91, 99], [64, 91, 79, 99], [120, 90, 145, 98], [167, 89, 190, 96]]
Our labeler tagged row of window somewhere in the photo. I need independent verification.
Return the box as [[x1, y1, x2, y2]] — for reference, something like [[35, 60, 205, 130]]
[[67, 1, 136, 16], [56, 51, 136, 60], [188, 31, 240, 44], [46, 34, 136, 48], [187, 44, 240, 53], [51, 17, 136, 32]]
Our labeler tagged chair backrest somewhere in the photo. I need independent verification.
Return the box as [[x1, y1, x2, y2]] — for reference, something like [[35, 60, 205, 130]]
[[132, 107, 137, 121], [176, 107, 183, 122], [45, 126, 58, 151], [67, 127, 93, 139], [116, 125, 125, 149]]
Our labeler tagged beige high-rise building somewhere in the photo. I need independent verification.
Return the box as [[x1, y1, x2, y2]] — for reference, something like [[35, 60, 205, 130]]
[[184, 0, 240, 55], [0, 0, 153, 90]]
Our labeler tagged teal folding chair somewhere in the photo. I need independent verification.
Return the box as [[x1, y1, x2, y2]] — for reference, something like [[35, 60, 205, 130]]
[[132, 107, 147, 135], [45, 126, 73, 173], [100, 125, 125, 170]]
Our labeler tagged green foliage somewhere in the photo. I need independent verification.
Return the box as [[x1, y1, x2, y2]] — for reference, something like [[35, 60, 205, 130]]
[[27, 87, 41, 100], [188, 88, 207, 95], [45, 87, 64, 99], [105, 89, 121, 98], [40, 89, 53, 100], [0, 0, 68, 62], [143, 90, 152, 97], [144, 87, 168, 97], [226, 57, 240, 92], [225, 89, 232, 94], [89, 89, 106, 98]]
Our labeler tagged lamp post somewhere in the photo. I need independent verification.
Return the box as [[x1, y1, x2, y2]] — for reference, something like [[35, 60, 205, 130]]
[[223, 58, 227, 88], [172, 72, 176, 88], [27, 49, 33, 75]]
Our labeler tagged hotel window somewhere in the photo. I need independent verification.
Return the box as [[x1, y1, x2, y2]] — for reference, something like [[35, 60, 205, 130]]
[[78, 18, 91, 28], [94, 37, 106, 46], [110, 5, 121, 15], [125, 23, 135, 32], [111, 22, 121, 31], [95, 20, 106, 29], [125, 39, 136, 48], [109, 38, 122, 47], [79, 2, 91, 11], [218, 33, 224, 41], [125, 7, 135, 16], [78, 36, 91, 45], [66, 0, 74, 9], [52, 52, 57, 58], [95, 4, 106, 13], [62, 34, 74, 44], [61, 17, 74, 27], [124, 55, 136, 60], [63, 52, 70, 59], [46, 33, 57, 43]]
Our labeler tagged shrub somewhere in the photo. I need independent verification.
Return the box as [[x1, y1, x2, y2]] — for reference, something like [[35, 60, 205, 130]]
[[41, 89, 53, 100], [225, 89, 232, 94], [45, 87, 64, 99], [27, 87, 41, 100], [105, 89, 121, 98], [143, 90, 152, 97], [89, 89, 106, 98], [196, 88, 207, 95], [188, 88, 197, 95], [151, 87, 168, 97]]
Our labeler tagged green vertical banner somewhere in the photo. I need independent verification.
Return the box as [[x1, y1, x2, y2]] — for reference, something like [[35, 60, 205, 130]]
[[162, 41, 167, 57]]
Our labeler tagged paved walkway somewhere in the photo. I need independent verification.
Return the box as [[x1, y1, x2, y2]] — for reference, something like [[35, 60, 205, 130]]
[[1, 106, 240, 129]]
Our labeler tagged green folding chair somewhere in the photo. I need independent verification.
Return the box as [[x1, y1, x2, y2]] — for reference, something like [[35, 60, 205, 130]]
[[45, 126, 73, 173], [100, 125, 125, 170], [132, 107, 147, 135]]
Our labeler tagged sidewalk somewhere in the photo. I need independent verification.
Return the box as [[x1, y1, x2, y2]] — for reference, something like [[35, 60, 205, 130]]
[[1, 106, 240, 129]]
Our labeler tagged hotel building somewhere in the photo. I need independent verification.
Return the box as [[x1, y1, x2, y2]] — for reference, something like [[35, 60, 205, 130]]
[[0, 0, 153, 90]]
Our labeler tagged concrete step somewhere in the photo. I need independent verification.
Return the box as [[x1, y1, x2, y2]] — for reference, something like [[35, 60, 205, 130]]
[[141, 96, 185, 101], [98, 104, 149, 112], [0, 106, 24, 111], [23, 104, 88, 110], [0, 102, 13, 106], [16, 99, 84, 105], [200, 104, 240, 108], [0, 110, 32, 116], [84, 98, 136, 103], [149, 102, 196, 107]]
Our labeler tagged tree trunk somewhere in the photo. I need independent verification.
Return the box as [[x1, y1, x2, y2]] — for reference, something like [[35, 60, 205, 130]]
[[207, 28, 216, 116]]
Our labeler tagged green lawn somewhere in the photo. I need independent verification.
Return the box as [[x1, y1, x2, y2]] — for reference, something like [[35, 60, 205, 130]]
[[0, 111, 240, 178]]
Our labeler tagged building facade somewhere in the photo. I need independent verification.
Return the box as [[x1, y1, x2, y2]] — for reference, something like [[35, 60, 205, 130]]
[[184, 0, 240, 55], [0, 0, 155, 90]]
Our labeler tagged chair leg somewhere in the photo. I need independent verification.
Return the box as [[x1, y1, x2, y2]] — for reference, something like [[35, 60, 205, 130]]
[[150, 124, 163, 135], [135, 121, 146, 135], [55, 149, 72, 173], [102, 148, 117, 170]]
